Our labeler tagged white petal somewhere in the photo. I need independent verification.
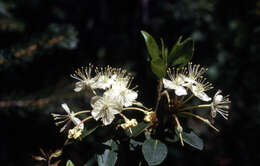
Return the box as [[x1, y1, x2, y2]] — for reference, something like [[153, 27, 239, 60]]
[[102, 111, 115, 125], [174, 86, 187, 96], [215, 95, 223, 103], [61, 103, 71, 114], [90, 96, 102, 108], [91, 108, 102, 120], [73, 117, 84, 130], [74, 87, 83, 92], [197, 92, 211, 101], [163, 78, 178, 90]]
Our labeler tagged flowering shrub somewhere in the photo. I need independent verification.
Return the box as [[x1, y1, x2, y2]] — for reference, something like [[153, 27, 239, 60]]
[[41, 31, 231, 166]]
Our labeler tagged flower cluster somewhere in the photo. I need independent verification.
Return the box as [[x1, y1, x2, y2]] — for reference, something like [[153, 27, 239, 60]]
[[51, 62, 230, 147], [161, 62, 231, 145], [52, 64, 149, 139]]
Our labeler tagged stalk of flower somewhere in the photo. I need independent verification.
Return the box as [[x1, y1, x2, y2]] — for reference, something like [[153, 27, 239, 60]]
[[211, 90, 230, 120], [173, 114, 184, 146], [51, 103, 84, 133], [70, 63, 98, 94], [178, 112, 219, 132]]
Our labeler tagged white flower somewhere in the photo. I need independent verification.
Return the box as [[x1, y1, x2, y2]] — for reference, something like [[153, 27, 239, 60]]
[[182, 62, 208, 85], [190, 77, 212, 101], [94, 66, 116, 90], [71, 64, 98, 92], [51, 103, 84, 132], [104, 70, 138, 107], [91, 96, 122, 125], [211, 90, 230, 119], [163, 68, 187, 96]]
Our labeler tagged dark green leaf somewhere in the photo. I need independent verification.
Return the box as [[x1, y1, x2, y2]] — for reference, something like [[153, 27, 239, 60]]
[[151, 58, 167, 79], [182, 131, 204, 150], [97, 140, 118, 166], [160, 38, 168, 65], [141, 30, 161, 61], [125, 122, 153, 137], [66, 160, 75, 166], [168, 37, 194, 68], [80, 122, 100, 139], [142, 139, 168, 166]]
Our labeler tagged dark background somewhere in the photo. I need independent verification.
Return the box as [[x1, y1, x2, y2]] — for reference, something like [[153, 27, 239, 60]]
[[0, 0, 259, 165]]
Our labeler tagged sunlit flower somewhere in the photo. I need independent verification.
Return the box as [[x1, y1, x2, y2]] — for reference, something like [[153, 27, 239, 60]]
[[163, 68, 187, 96], [51, 103, 84, 132], [71, 64, 98, 92], [211, 90, 230, 119], [91, 96, 123, 125]]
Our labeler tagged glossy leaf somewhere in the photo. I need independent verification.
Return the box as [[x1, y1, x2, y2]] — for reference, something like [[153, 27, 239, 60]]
[[142, 139, 168, 166], [182, 131, 204, 150], [151, 58, 167, 79], [97, 140, 118, 166], [141, 30, 161, 61], [66, 160, 75, 166], [169, 36, 194, 68]]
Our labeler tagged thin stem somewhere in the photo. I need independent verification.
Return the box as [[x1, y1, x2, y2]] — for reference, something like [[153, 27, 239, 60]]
[[179, 104, 211, 111], [133, 102, 151, 110], [181, 94, 194, 105], [179, 112, 219, 132], [161, 90, 171, 104], [77, 116, 93, 127], [173, 114, 184, 146], [155, 80, 163, 112], [122, 107, 148, 114], [119, 113, 129, 122], [73, 110, 91, 116]]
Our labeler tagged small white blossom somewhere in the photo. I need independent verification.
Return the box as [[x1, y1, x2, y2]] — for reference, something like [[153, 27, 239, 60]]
[[91, 96, 123, 126], [51, 103, 84, 132], [163, 68, 187, 96], [71, 64, 98, 92], [211, 90, 230, 119], [104, 70, 138, 107], [94, 66, 116, 90], [190, 79, 212, 101], [182, 62, 208, 85]]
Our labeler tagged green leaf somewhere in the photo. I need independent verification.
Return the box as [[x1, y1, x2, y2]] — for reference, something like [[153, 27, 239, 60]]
[[168, 36, 194, 68], [97, 140, 118, 166], [141, 30, 161, 61], [66, 160, 75, 166], [182, 131, 204, 150], [125, 122, 153, 137], [142, 139, 168, 166], [80, 122, 100, 139], [151, 58, 167, 79]]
